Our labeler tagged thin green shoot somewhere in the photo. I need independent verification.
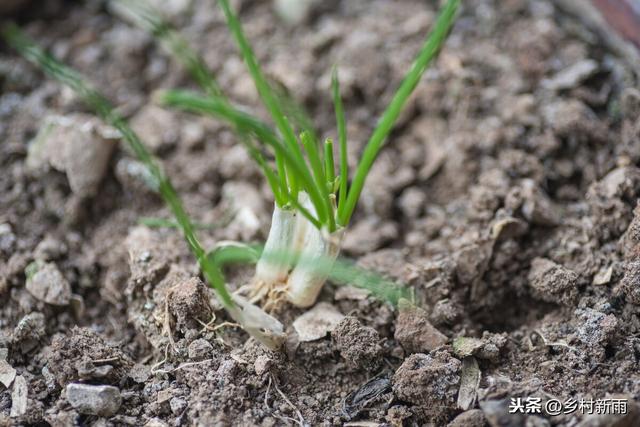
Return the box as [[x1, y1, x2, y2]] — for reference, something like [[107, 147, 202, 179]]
[[218, 0, 335, 230], [243, 136, 286, 206], [112, 0, 292, 206], [324, 138, 335, 191], [0, 24, 235, 309], [208, 242, 260, 267], [337, 0, 460, 225], [139, 216, 224, 230], [280, 114, 299, 200], [269, 78, 319, 144], [331, 68, 349, 218], [300, 131, 334, 230], [110, 0, 222, 97], [217, 0, 301, 179], [300, 131, 325, 190]]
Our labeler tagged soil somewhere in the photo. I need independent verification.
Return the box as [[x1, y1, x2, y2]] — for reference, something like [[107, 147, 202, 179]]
[[1, 0, 640, 426]]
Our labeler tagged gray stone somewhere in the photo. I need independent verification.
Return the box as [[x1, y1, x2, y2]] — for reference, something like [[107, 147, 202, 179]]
[[10, 375, 28, 418], [129, 105, 178, 153], [274, 0, 317, 24], [0, 359, 17, 388], [27, 115, 118, 198], [543, 59, 598, 91], [66, 383, 122, 417], [25, 261, 71, 306], [254, 355, 272, 376]]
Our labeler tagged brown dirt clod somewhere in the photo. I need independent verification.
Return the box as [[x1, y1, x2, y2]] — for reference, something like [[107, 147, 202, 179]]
[[620, 260, 640, 304], [394, 301, 448, 354], [332, 316, 383, 371], [45, 327, 132, 387], [392, 350, 461, 421], [528, 257, 579, 305], [168, 277, 212, 332]]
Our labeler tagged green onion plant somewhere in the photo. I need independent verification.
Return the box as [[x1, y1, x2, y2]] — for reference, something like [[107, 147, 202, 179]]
[[160, 0, 460, 309]]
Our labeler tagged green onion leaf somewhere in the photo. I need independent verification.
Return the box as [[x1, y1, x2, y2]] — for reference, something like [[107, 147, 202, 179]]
[[338, 0, 459, 225]]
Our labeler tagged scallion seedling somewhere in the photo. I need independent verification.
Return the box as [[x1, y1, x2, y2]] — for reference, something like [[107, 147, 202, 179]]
[[162, 0, 460, 309]]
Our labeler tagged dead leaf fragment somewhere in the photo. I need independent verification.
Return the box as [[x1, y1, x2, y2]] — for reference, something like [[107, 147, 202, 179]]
[[342, 375, 391, 421], [334, 285, 371, 301], [0, 359, 17, 388], [452, 337, 484, 358], [457, 357, 481, 410], [10, 375, 28, 417], [593, 266, 613, 285], [293, 302, 344, 342]]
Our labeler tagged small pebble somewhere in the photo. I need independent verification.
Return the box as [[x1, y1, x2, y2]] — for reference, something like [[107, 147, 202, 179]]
[[0, 359, 16, 388], [254, 355, 272, 376], [66, 383, 122, 417], [25, 261, 71, 306]]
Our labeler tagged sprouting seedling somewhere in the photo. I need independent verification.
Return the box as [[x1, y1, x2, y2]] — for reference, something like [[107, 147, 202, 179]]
[[0, 24, 288, 350], [160, 0, 460, 309]]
